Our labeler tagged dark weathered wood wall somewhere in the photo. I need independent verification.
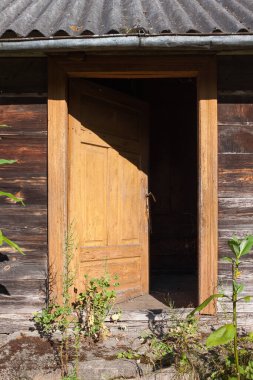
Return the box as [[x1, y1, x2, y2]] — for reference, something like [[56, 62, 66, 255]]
[[0, 58, 47, 325], [218, 56, 253, 312]]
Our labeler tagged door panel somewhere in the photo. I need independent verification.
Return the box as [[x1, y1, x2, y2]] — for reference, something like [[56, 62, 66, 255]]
[[68, 80, 149, 301]]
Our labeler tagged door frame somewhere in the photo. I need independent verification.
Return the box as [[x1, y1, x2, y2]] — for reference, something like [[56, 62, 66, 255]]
[[48, 55, 218, 314]]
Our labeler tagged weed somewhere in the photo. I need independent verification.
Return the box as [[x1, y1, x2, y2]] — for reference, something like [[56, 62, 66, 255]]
[[117, 349, 141, 360], [74, 274, 119, 340], [34, 228, 78, 379], [190, 235, 253, 380], [34, 228, 119, 379], [144, 335, 173, 368]]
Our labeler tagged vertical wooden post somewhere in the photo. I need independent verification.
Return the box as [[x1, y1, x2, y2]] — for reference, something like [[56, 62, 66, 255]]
[[48, 58, 68, 301], [198, 58, 218, 314]]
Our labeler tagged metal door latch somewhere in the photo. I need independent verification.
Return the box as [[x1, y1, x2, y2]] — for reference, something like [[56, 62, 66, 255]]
[[145, 192, 156, 233], [145, 192, 156, 203]]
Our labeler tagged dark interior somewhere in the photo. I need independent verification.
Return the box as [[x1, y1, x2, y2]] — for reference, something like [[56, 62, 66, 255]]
[[90, 78, 198, 307]]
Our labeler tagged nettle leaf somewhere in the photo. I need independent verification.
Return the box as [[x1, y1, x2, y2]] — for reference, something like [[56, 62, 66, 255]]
[[0, 159, 16, 165], [223, 256, 233, 263], [188, 294, 226, 317], [242, 296, 252, 303], [239, 235, 253, 257], [233, 280, 244, 294], [228, 237, 241, 258], [0, 191, 24, 205], [206, 324, 236, 348], [2, 234, 24, 255]]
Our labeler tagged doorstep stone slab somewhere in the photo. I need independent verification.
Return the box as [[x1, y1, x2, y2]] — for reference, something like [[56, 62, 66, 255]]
[[78, 359, 152, 380], [126, 367, 192, 380]]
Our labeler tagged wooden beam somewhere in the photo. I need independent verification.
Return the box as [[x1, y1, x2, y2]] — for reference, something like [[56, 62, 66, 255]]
[[198, 58, 218, 314], [48, 58, 68, 301]]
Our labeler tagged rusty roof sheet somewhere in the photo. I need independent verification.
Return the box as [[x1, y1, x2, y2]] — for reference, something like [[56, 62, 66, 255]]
[[1, 0, 253, 39]]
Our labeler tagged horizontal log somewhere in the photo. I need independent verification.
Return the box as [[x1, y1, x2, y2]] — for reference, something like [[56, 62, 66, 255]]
[[0, 260, 47, 281], [0, 279, 46, 297], [218, 56, 253, 92], [0, 103, 47, 136], [219, 154, 253, 198], [0, 137, 47, 162], [0, 314, 34, 333], [0, 58, 47, 93], [0, 295, 44, 314], [0, 178, 46, 205], [218, 197, 253, 226], [218, 104, 253, 124], [219, 124, 253, 154]]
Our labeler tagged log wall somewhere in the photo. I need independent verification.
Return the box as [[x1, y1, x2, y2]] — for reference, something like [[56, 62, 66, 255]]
[[0, 58, 47, 325], [218, 56, 253, 312]]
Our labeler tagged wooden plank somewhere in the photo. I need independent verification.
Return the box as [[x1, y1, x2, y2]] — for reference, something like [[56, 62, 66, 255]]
[[219, 154, 253, 198], [0, 179, 47, 206], [219, 124, 253, 153], [0, 314, 35, 333], [218, 104, 253, 125], [48, 58, 68, 301], [0, 259, 47, 281], [0, 296, 44, 314], [0, 58, 47, 93], [57, 54, 213, 77], [219, 198, 253, 226], [0, 279, 46, 297], [198, 58, 218, 314], [218, 56, 253, 92], [0, 103, 47, 136]]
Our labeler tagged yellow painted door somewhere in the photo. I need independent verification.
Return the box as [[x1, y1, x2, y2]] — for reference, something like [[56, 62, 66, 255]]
[[68, 80, 149, 301]]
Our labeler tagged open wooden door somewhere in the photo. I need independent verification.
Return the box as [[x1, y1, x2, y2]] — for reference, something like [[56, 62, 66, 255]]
[[68, 80, 149, 301]]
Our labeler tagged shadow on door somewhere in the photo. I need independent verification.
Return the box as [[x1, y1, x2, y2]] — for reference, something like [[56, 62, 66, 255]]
[[76, 78, 198, 309]]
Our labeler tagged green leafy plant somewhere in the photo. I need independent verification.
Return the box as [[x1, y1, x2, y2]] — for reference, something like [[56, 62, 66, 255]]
[[189, 235, 253, 380], [117, 349, 141, 360], [34, 228, 119, 379], [136, 314, 201, 375], [164, 315, 202, 375], [0, 127, 24, 254], [144, 334, 173, 368], [74, 273, 119, 340], [34, 228, 78, 379]]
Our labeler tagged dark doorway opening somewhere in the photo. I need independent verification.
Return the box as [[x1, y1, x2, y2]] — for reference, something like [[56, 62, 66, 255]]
[[148, 79, 198, 308], [87, 78, 198, 308]]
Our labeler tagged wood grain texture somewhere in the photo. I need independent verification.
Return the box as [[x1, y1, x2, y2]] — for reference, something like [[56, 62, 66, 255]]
[[198, 58, 218, 314], [0, 59, 48, 317], [0, 111, 47, 313], [68, 79, 149, 300], [48, 58, 68, 302], [218, 56, 253, 314]]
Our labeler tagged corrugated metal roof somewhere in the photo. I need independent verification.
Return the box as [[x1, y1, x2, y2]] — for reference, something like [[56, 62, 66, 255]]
[[1, 0, 253, 39]]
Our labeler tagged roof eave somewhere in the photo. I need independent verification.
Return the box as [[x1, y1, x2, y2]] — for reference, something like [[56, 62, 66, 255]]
[[1, 35, 253, 54]]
